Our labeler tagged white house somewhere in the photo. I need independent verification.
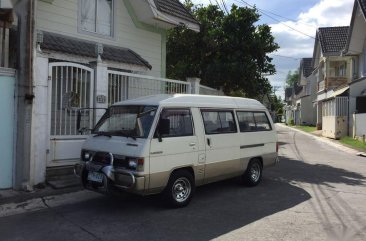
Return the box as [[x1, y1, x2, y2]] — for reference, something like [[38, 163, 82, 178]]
[[342, 0, 366, 140], [312, 26, 353, 139], [1, 0, 202, 190]]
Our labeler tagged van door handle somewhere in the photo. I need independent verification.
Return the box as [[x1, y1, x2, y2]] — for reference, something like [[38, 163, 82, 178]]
[[189, 142, 196, 147], [207, 138, 211, 146]]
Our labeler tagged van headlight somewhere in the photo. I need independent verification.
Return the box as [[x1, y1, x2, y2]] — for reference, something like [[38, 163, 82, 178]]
[[128, 158, 144, 171], [81, 150, 92, 162]]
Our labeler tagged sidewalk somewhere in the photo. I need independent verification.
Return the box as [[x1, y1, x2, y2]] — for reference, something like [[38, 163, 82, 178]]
[[277, 123, 365, 156], [0, 185, 83, 206]]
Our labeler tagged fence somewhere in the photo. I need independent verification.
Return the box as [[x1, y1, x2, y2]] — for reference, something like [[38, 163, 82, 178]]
[[322, 97, 348, 117], [199, 84, 224, 96], [108, 71, 193, 105]]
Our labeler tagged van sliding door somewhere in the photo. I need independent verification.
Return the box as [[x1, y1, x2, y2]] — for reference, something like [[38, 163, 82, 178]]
[[201, 110, 241, 183]]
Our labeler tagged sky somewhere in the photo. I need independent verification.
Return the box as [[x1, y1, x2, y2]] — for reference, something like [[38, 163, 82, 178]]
[[189, 0, 355, 97]]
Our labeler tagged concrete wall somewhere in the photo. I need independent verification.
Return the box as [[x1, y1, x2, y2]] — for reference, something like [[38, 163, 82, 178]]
[[0, 69, 15, 189], [299, 96, 316, 125], [36, 0, 164, 77], [322, 116, 347, 139], [349, 78, 366, 135], [353, 113, 366, 138]]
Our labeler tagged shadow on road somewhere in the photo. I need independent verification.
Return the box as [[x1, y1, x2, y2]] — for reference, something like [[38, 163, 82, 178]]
[[270, 156, 366, 188], [34, 172, 310, 241]]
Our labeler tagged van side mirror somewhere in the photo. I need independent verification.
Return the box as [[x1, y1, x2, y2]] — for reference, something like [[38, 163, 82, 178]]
[[77, 108, 107, 134], [155, 118, 170, 142]]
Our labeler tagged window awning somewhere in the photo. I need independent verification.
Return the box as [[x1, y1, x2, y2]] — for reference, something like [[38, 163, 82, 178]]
[[330, 86, 349, 98]]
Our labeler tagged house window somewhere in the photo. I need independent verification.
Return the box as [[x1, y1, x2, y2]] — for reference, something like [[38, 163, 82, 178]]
[[356, 96, 366, 113], [329, 61, 347, 77], [80, 0, 113, 37]]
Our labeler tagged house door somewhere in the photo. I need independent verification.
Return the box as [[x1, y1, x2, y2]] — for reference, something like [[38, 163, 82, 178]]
[[48, 63, 94, 167]]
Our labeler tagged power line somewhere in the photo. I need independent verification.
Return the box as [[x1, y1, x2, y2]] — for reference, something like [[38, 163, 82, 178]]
[[235, 0, 316, 39], [221, 0, 229, 14], [269, 54, 301, 60]]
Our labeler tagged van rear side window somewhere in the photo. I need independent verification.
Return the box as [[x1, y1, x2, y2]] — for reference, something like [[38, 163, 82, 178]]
[[201, 110, 237, 134], [236, 111, 272, 132]]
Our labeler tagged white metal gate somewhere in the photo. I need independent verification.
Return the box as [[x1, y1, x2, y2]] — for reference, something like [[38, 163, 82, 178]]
[[48, 62, 94, 166]]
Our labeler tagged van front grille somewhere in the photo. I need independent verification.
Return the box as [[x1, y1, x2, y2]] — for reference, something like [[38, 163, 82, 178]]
[[113, 156, 129, 169], [92, 152, 112, 165]]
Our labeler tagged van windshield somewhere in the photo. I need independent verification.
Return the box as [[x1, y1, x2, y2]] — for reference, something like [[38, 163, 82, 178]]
[[93, 105, 158, 139]]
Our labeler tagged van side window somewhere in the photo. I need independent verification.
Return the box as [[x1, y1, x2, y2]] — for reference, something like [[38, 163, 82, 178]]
[[156, 109, 194, 138], [236, 111, 256, 132], [253, 112, 272, 131], [201, 110, 237, 134], [236, 111, 272, 132]]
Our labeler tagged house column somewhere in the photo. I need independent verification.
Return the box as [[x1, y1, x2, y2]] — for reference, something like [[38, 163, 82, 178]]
[[316, 102, 322, 130], [92, 61, 108, 122], [30, 56, 49, 186], [187, 77, 200, 94]]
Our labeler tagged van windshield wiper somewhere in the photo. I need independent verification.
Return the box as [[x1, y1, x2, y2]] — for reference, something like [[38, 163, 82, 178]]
[[111, 131, 137, 140], [93, 131, 112, 138]]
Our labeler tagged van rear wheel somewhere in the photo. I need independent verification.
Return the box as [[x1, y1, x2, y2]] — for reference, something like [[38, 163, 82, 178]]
[[163, 170, 195, 208], [242, 159, 262, 186]]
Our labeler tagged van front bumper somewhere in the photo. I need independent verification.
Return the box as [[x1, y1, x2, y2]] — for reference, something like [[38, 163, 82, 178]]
[[74, 162, 146, 195]]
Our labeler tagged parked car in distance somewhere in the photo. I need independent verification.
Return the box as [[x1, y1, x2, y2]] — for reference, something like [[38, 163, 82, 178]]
[[74, 94, 279, 207]]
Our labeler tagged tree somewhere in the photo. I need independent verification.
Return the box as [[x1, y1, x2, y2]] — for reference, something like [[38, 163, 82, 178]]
[[166, 4, 279, 98], [285, 70, 299, 87]]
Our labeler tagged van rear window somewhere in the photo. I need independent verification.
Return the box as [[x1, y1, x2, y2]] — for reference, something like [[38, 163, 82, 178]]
[[201, 110, 237, 134], [236, 111, 272, 132]]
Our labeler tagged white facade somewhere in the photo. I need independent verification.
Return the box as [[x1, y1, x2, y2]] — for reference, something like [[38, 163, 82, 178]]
[[28, 0, 201, 186], [36, 0, 165, 77]]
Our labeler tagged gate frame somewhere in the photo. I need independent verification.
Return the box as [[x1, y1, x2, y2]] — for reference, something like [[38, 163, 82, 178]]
[[47, 62, 94, 167]]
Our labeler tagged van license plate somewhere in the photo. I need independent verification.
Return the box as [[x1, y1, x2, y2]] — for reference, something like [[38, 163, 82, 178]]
[[88, 172, 104, 183]]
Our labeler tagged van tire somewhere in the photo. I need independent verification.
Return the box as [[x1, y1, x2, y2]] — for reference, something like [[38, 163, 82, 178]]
[[163, 170, 195, 208], [242, 159, 262, 187]]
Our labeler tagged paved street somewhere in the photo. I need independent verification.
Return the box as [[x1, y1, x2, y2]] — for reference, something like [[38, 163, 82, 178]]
[[1, 124, 366, 241]]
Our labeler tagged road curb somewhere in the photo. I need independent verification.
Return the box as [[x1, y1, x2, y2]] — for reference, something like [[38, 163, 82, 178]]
[[0, 190, 101, 218]]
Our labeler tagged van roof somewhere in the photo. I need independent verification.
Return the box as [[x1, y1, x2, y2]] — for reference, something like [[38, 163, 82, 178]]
[[113, 94, 266, 110]]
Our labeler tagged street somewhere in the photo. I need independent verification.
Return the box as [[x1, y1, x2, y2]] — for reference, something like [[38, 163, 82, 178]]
[[1, 124, 366, 241]]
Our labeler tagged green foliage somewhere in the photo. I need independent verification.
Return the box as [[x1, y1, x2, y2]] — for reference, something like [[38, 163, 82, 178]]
[[285, 70, 299, 87], [166, 4, 279, 98], [340, 136, 366, 151], [294, 125, 316, 133], [289, 118, 294, 126]]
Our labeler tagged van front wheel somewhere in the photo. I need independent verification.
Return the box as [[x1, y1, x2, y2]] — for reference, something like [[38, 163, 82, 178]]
[[242, 159, 262, 186], [163, 170, 195, 208]]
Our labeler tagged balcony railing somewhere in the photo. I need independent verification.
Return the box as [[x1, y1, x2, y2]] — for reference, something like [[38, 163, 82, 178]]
[[318, 77, 348, 92]]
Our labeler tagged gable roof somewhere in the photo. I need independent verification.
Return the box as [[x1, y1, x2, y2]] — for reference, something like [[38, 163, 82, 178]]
[[154, 0, 199, 25], [41, 31, 151, 69], [343, 0, 366, 55], [359, 0, 366, 17], [317, 26, 349, 55], [300, 58, 313, 78]]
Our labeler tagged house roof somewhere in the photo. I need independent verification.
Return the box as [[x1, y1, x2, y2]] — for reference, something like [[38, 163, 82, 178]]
[[300, 58, 313, 78], [154, 0, 199, 25], [359, 0, 366, 17], [317, 26, 349, 55], [41, 31, 152, 69], [343, 0, 366, 55]]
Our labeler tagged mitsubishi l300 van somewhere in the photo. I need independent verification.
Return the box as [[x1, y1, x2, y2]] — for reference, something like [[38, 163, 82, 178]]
[[74, 94, 279, 207]]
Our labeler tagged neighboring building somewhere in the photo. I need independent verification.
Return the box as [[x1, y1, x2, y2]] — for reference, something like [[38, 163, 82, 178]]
[[294, 58, 316, 126], [312, 26, 353, 139], [342, 0, 366, 140], [1, 0, 204, 190], [284, 82, 303, 125]]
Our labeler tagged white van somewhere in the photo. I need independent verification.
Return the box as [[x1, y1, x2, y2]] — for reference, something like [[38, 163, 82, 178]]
[[74, 94, 278, 207]]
